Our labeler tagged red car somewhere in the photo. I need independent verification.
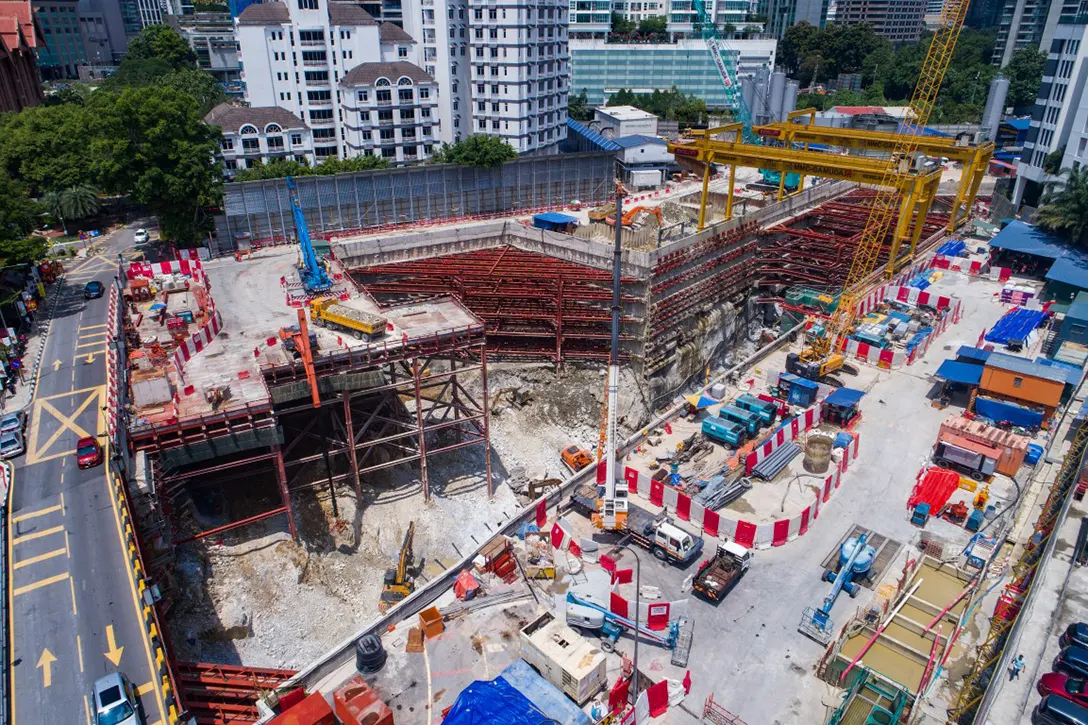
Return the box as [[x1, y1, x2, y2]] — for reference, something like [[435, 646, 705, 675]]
[[76, 436, 102, 469], [1038, 672, 1088, 705]]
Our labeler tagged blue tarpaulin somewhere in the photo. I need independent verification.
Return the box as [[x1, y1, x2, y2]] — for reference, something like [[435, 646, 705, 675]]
[[984, 308, 1048, 346], [989, 220, 1069, 259], [908, 274, 931, 290], [935, 360, 984, 385], [906, 327, 934, 354], [974, 396, 1045, 429], [824, 387, 865, 408], [937, 239, 967, 257], [442, 661, 593, 725]]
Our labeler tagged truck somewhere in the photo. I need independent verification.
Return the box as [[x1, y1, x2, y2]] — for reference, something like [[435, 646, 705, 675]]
[[310, 297, 387, 341], [692, 541, 753, 602], [519, 611, 607, 705], [702, 416, 747, 447], [734, 394, 778, 427], [569, 483, 704, 566], [933, 439, 997, 480], [720, 404, 761, 436]]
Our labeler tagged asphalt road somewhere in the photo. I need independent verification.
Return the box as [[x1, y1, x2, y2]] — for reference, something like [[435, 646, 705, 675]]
[[8, 227, 167, 725]]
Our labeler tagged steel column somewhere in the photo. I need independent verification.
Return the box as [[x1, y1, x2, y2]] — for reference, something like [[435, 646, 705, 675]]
[[482, 347, 493, 497], [343, 393, 362, 497], [272, 444, 297, 540], [412, 357, 429, 501]]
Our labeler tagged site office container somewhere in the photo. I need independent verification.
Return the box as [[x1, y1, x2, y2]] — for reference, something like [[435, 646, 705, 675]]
[[979, 366, 1064, 409], [939, 415, 1028, 476]]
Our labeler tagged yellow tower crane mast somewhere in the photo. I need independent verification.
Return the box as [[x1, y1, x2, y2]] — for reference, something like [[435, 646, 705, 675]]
[[803, 0, 971, 370]]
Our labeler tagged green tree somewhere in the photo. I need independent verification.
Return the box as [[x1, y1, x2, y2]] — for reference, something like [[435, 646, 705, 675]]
[[568, 89, 593, 121], [234, 159, 314, 182], [1037, 166, 1088, 243], [42, 84, 90, 106], [162, 68, 228, 115], [90, 87, 222, 245], [779, 22, 821, 75], [313, 155, 390, 174], [638, 15, 667, 34], [608, 88, 638, 107], [124, 25, 197, 70], [611, 12, 636, 34], [60, 185, 100, 223], [1005, 47, 1047, 109], [0, 174, 42, 243], [822, 23, 887, 78], [431, 136, 518, 167], [1044, 145, 1067, 175], [0, 104, 95, 196], [101, 57, 174, 90], [41, 190, 68, 234], [721, 22, 736, 35]]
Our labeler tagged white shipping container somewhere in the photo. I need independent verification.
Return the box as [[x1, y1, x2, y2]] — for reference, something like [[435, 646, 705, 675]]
[[628, 169, 662, 189]]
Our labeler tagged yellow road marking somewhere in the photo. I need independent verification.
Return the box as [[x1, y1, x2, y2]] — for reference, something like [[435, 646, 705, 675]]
[[14, 572, 69, 596], [136, 682, 155, 697], [79, 324, 107, 331], [12, 504, 62, 523], [5, 465, 14, 725], [74, 351, 105, 365], [65, 530, 70, 559], [28, 390, 101, 463], [77, 635, 84, 673], [84, 695, 91, 725], [69, 576, 77, 615], [78, 331, 108, 339], [36, 649, 56, 687], [12, 525, 64, 545], [13, 548, 66, 569], [75, 341, 106, 351]]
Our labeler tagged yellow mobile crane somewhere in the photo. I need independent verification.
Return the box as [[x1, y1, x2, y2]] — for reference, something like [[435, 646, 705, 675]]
[[797, 0, 972, 379]]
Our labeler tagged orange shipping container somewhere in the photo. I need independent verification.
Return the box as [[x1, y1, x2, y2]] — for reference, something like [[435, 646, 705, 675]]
[[979, 361, 1065, 409], [939, 415, 1029, 476]]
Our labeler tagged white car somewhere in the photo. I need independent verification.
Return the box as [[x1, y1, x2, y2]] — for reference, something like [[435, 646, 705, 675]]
[[133, 228, 149, 244]]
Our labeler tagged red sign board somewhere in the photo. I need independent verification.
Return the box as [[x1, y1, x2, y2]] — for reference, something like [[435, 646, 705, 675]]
[[757, 128, 782, 137]]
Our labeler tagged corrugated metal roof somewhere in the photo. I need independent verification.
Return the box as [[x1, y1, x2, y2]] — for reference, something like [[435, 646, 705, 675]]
[[612, 135, 667, 149], [1046, 255, 1088, 291], [824, 387, 865, 408], [1065, 291, 1088, 322], [1034, 357, 1084, 385], [940, 431, 1002, 459], [565, 118, 621, 151], [941, 414, 1029, 452], [935, 360, 984, 385], [985, 352, 1069, 383], [957, 345, 991, 363], [989, 220, 1069, 260]]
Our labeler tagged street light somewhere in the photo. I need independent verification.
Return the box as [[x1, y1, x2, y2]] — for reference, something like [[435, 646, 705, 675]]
[[610, 536, 642, 706]]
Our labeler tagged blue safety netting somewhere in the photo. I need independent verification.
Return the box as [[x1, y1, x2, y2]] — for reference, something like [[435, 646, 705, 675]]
[[937, 239, 967, 257], [974, 396, 1045, 429], [984, 308, 1048, 346]]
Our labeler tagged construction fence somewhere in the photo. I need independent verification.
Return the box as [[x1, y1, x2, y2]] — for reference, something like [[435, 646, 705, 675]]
[[215, 152, 617, 254]]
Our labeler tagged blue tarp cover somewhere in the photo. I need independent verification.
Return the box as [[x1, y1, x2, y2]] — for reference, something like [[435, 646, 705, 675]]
[[937, 239, 967, 257], [989, 220, 1069, 259], [984, 307, 1048, 346], [534, 212, 578, 224], [974, 396, 1045, 428], [442, 661, 593, 725], [935, 360, 984, 385], [824, 387, 865, 408]]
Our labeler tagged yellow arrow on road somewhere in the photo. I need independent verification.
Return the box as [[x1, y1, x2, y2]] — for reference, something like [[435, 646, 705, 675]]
[[84, 354, 94, 365], [52, 359, 62, 372], [37, 649, 56, 688], [104, 625, 124, 665]]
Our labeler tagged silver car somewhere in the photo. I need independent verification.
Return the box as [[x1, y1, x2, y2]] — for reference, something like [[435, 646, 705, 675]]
[[0, 431, 24, 459], [93, 672, 140, 725], [0, 410, 25, 434], [133, 228, 149, 244]]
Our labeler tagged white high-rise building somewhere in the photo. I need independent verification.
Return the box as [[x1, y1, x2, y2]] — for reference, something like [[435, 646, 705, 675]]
[[236, 0, 569, 162]]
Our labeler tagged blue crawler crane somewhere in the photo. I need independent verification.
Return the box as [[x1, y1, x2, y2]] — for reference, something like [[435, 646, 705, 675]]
[[285, 176, 333, 294], [799, 533, 876, 644]]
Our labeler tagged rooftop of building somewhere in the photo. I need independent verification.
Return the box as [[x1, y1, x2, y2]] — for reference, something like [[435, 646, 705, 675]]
[[378, 20, 413, 43], [236, 0, 377, 26], [594, 105, 656, 121], [203, 103, 308, 132], [612, 134, 667, 148], [340, 60, 433, 87], [0, 0, 38, 51]]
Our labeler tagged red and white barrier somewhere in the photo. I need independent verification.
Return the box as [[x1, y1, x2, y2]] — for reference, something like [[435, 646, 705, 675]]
[[171, 309, 223, 384], [907, 298, 963, 365], [623, 433, 860, 550], [743, 406, 820, 474]]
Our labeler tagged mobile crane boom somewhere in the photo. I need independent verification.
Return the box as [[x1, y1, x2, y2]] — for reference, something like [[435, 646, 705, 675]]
[[285, 176, 333, 294]]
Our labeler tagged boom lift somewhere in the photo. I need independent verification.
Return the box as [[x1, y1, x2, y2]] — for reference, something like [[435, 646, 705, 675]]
[[285, 176, 333, 294], [797, 0, 972, 380], [379, 521, 415, 612]]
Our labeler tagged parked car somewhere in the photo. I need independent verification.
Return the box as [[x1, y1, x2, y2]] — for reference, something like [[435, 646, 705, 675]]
[[1062, 624, 1088, 651], [92, 672, 140, 725], [76, 436, 102, 469], [1055, 646, 1088, 679], [0, 410, 25, 434], [133, 228, 149, 244], [1039, 673, 1088, 706], [84, 281, 105, 299], [0, 431, 24, 459], [1033, 693, 1088, 725]]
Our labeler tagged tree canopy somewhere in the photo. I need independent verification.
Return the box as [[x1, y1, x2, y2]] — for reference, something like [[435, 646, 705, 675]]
[[123, 25, 197, 70], [430, 136, 518, 167], [0, 174, 46, 265], [1005, 47, 1046, 109], [568, 89, 593, 122], [1037, 166, 1088, 243], [234, 154, 390, 181], [607, 87, 707, 126], [0, 104, 96, 196]]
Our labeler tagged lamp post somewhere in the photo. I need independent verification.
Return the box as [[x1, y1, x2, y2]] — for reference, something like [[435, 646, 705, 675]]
[[612, 536, 642, 706]]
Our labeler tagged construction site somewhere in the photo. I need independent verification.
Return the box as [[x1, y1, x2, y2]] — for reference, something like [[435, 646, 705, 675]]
[[97, 1, 1088, 723]]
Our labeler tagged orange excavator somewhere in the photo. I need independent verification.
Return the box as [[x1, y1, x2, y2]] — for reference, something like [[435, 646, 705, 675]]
[[605, 205, 663, 227]]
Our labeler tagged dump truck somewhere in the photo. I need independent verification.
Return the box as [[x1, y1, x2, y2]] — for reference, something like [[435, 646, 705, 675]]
[[310, 297, 387, 341], [702, 416, 747, 447], [569, 483, 703, 566], [692, 541, 752, 602]]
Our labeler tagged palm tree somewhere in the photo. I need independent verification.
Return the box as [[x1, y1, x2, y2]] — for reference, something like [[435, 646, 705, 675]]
[[1037, 166, 1088, 244], [41, 190, 67, 235], [60, 185, 100, 223]]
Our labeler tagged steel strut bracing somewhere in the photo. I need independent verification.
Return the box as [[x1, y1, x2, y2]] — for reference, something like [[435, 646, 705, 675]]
[[175, 661, 296, 725]]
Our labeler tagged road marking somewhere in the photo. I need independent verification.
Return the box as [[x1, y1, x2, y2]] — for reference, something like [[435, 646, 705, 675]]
[[27, 388, 102, 464], [77, 635, 84, 672], [75, 341, 106, 351], [69, 576, 77, 615], [13, 548, 66, 570], [65, 530, 70, 559], [136, 682, 155, 696], [78, 331, 107, 340], [79, 324, 107, 331], [51, 360, 62, 372], [6, 465, 14, 725], [12, 504, 62, 523], [12, 525, 64, 545], [104, 625, 124, 665], [84, 695, 91, 725], [36, 649, 56, 688], [14, 572, 69, 596]]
